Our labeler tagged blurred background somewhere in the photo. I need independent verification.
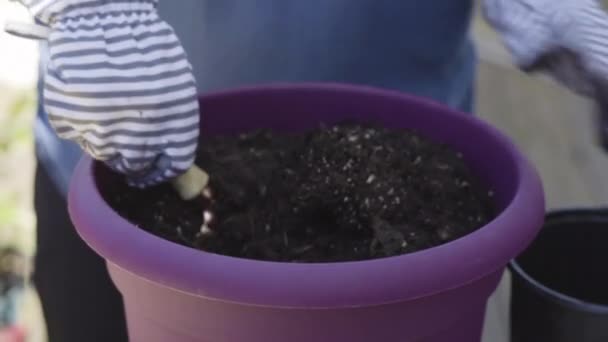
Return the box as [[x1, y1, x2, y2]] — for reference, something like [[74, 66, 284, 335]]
[[0, 1, 605, 342], [0, 2, 44, 342]]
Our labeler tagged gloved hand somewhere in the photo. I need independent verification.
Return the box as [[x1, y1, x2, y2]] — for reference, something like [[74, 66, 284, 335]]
[[484, 0, 608, 97], [5, 0, 200, 188]]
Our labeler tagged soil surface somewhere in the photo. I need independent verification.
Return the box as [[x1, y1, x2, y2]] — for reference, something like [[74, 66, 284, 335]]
[[99, 123, 494, 262]]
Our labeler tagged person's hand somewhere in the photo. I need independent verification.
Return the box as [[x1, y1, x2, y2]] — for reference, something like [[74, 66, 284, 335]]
[[5, 0, 200, 188], [484, 0, 608, 97]]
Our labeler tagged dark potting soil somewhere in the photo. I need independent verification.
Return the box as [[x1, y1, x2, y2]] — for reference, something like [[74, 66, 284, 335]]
[[99, 123, 494, 262]]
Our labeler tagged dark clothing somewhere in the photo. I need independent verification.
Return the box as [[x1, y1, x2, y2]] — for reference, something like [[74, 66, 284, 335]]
[[33, 165, 128, 341]]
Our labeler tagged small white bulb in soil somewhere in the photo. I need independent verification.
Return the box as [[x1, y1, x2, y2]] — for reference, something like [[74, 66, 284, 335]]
[[200, 210, 214, 236], [199, 187, 216, 236]]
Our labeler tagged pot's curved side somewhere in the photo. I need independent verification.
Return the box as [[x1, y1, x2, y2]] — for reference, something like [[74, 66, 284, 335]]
[[68, 83, 545, 309], [108, 263, 502, 342]]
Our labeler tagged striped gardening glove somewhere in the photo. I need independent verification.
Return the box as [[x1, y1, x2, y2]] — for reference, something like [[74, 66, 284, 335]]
[[484, 0, 608, 97], [5, 0, 208, 198]]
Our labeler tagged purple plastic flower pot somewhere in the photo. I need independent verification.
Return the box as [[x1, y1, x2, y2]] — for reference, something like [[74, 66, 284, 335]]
[[68, 83, 545, 342]]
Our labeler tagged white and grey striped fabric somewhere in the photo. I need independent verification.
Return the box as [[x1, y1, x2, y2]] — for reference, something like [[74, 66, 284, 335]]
[[484, 0, 608, 96], [5, 0, 608, 187], [6, 0, 200, 188], [568, 1, 608, 89]]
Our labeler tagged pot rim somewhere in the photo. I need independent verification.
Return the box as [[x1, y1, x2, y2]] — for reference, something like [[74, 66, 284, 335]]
[[68, 82, 545, 308], [509, 209, 608, 314]]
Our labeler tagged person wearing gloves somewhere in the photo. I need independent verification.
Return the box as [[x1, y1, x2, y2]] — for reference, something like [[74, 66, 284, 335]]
[[5, 0, 608, 341]]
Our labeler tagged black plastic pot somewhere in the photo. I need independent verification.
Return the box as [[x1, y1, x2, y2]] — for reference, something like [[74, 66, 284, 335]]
[[510, 209, 608, 342]]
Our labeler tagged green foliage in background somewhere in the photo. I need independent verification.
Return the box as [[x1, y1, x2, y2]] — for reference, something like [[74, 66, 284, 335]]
[[0, 195, 18, 229], [0, 92, 35, 152], [0, 191, 33, 251], [0, 89, 37, 255]]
